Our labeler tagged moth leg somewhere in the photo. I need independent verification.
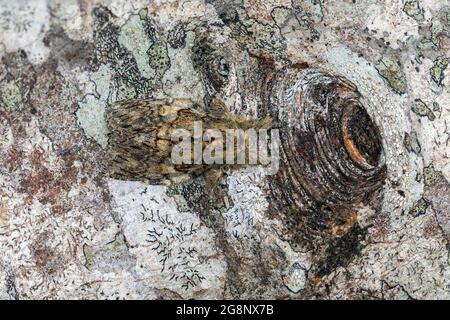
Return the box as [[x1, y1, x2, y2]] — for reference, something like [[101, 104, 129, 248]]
[[202, 168, 232, 219], [203, 167, 225, 196]]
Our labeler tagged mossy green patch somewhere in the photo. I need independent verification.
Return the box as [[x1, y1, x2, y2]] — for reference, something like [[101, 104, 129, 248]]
[[375, 56, 408, 94], [409, 198, 429, 217], [403, 0, 425, 23], [83, 243, 95, 270], [430, 56, 448, 87], [411, 99, 435, 121], [271, 7, 292, 28], [147, 42, 170, 79], [430, 9, 450, 48], [138, 8, 148, 20], [423, 164, 444, 186], [0, 80, 23, 111], [110, 233, 127, 252]]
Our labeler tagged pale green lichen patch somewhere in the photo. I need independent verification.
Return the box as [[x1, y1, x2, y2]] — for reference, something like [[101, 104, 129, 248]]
[[138, 7, 148, 20], [90, 63, 137, 106], [311, 0, 324, 16], [375, 56, 407, 94], [432, 101, 442, 117], [162, 31, 205, 103], [403, 0, 425, 23], [404, 131, 421, 154], [110, 232, 127, 252], [116, 8, 171, 85], [90, 63, 113, 102], [0, 80, 23, 111], [430, 9, 450, 48], [409, 198, 430, 217], [271, 7, 292, 28], [118, 14, 154, 78], [147, 41, 171, 79], [90, 57, 137, 104], [430, 56, 448, 87], [423, 164, 444, 186], [83, 243, 95, 270], [93, 6, 152, 98], [76, 94, 108, 147], [411, 99, 435, 121]]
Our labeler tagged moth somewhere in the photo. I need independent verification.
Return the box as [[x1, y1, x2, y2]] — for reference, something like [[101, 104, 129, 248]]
[[103, 98, 276, 185]]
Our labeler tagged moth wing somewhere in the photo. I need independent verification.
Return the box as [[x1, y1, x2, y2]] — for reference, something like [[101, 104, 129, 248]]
[[103, 98, 207, 184]]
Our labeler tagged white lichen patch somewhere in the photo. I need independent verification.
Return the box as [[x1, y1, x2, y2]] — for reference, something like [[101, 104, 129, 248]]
[[107, 180, 226, 298], [225, 166, 270, 240], [363, 1, 419, 50], [328, 213, 450, 299], [275, 236, 312, 293], [0, 0, 50, 65], [149, 0, 212, 29], [109, 0, 149, 25], [48, 0, 86, 41]]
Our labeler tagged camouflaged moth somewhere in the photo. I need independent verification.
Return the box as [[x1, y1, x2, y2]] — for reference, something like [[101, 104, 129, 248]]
[[103, 98, 279, 185]]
